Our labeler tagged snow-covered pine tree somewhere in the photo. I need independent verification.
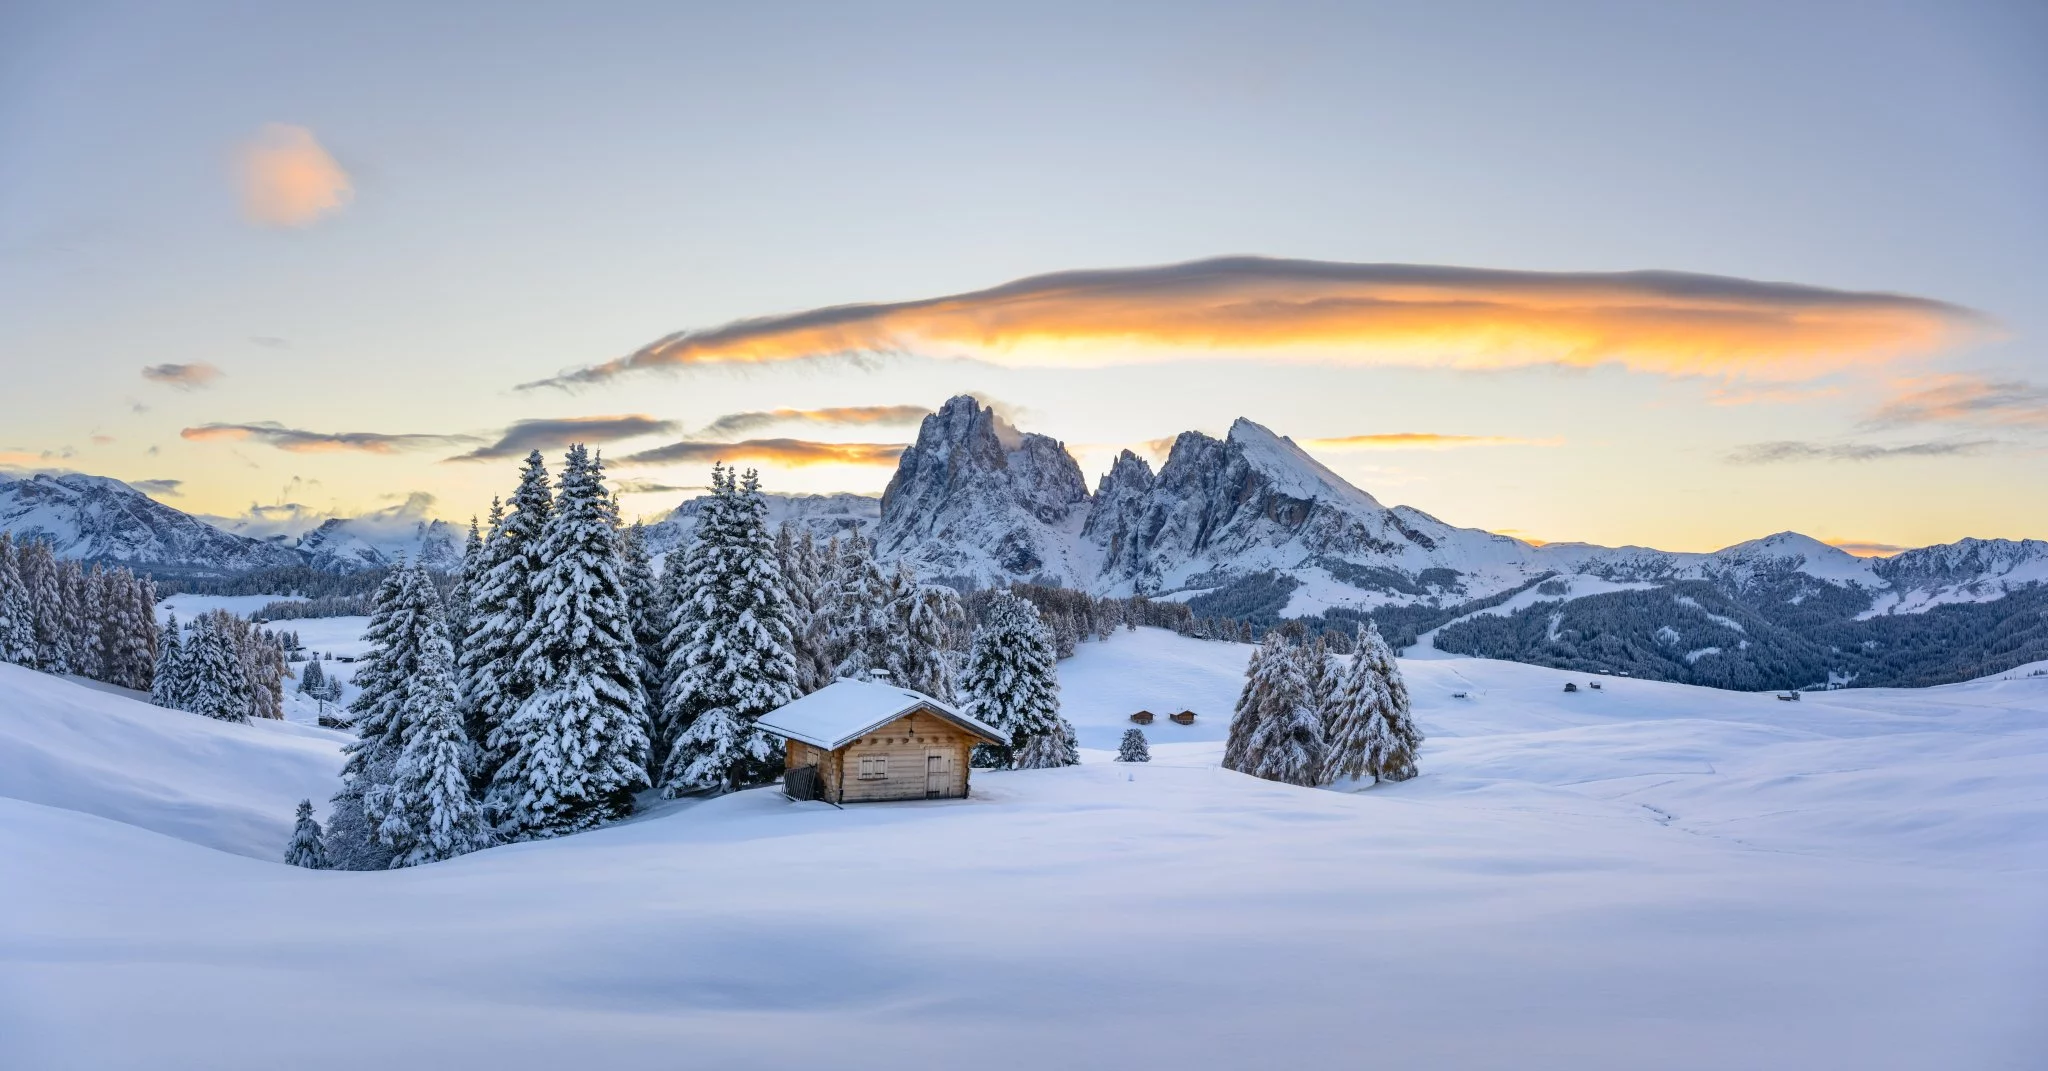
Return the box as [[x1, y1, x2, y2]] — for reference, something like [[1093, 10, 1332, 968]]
[[68, 563, 101, 681], [1319, 628, 1388, 785], [1223, 634, 1280, 773], [958, 591, 1071, 769], [457, 498, 505, 747], [1240, 641, 1324, 786], [776, 525, 833, 695], [0, 534, 33, 666], [284, 799, 330, 869], [204, 611, 285, 720], [1117, 727, 1151, 762], [151, 614, 185, 709], [106, 570, 158, 692], [466, 457, 552, 785], [445, 515, 483, 666], [827, 529, 890, 680], [378, 611, 491, 866], [491, 445, 651, 834], [891, 569, 963, 702], [20, 541, 67, 672], [660, 465, 799, 795], [182, 614, 251, 722], [336, 563, 443, 858], [619, 521, 669, 703], [1359, 621, 1421, 782], [299, 655, 328, 695], [647, 544, 696, 776]]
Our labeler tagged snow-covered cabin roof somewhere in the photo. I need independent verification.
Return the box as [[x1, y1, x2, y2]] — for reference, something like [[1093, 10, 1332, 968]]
[[755, 678, 1006, 751]]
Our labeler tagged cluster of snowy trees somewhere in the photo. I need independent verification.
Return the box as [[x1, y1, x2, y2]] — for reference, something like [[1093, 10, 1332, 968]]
[[290, 449, 1088, 870], [296, 656, 342, 703], [151, 610, 291, 722], [1223, 622, 1420, 787], [0, 533, 161, 690]]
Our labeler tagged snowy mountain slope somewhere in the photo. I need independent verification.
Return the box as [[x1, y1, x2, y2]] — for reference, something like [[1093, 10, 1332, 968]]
[[0, 472, 302, 572], [289, 516, 465, 572], [2, 633, 2043, 1069]]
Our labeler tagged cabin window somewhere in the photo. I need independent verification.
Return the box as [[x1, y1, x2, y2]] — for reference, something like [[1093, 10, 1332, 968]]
[[857, 754, 889, 780]]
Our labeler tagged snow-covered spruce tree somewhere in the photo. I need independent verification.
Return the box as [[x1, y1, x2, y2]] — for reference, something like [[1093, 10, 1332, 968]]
[[1117, 727, 1151, 763], [959, 591, 1072, 770], [151, 614, 186, 709], [377, 614, 491, 866], [330, 564, 442, 867], [445, 515, 483, 666], [827, 529, 891, 681], [69, 564, 102, 681], [1223, 634, 1280, 773], [20, 540, 67, 672], [457, 498, 504, 744], [466, 456, 552, 785], [1359, 621, 1421, 782], [299, 656, 328, 695], [182, 614, 251, 722], [491, 445, 651, 834], [891, 569, 964, 702], [619, 521, 669, 705], [1239, 640, 1324, 786], [1319, 627, 1390, 785], [647, 545, 696, 775], [284, 799, 330, 870], [660, 465, 799, 796], [104, 570, 158, 692], [204, 610, 285, 720], [0, 534, 35, 666], [776, 525, 833, 695]]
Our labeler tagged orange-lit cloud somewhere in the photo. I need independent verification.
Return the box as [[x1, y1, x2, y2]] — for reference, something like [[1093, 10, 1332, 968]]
[[521, 257, 1985, 390], [696, 404, 933, 438], [1304, 433, 1560, 450], [0, 451, 45, 468], [617, 438, 907, 468], [142, 362, 223, 390], [182, 422, 475, 454], [1868, 375, 2048, 429], [1705, 383, 1845, 406], [236, 123, 353, 227]]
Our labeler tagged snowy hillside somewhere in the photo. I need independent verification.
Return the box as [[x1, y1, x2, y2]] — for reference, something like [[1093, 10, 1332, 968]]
[[2, 631, 2043, 1068], [642, 491, 879, 559]]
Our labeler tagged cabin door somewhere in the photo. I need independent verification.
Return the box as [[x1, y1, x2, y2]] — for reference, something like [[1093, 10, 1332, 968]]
[[925, 749, 949, 799]]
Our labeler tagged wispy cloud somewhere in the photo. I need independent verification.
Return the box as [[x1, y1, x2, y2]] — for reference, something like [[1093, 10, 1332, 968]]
[[520, 257, 1984, 391], [696, 405, 933, 439], [613, 478, 709, 495], [1868, 375, 2048, 429], [445, 415, 680, 462], [142, 363, 223, 390], [617, 439, 907, 468], [1826, 539, 1910, 557], [128, 478, 183, 497], [205, 491, 437, 542], [1726, 439, 1998, 464], [182, 421, 477, 455], [1304, 433, 1560, 450], [1706, 383, 1845, 406], [236, 123, 353, 227]]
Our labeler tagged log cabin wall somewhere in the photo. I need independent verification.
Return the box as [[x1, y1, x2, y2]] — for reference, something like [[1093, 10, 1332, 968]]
[[835, 710, 973, 803]]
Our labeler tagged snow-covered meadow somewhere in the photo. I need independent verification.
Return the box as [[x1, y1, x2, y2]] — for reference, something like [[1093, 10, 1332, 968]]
[[3, 629, 2044, 1069]]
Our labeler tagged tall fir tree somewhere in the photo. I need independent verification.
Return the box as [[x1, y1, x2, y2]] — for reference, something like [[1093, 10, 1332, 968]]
[[445, 515, 483, 667], [1223, 634, 1280, 773], [1241, 642, 1325, 786], [958, 591, 1071, 769], [284, 799, 330, 870], [21, 540, 67, 671], [491, 446, 651, 834], [378, 614, 491, 866], [150, 614, 186, 709], [0, 534, 34, 665], [466, 457, 552, 786], [330, 564, 442, 868], [1357, 621, 1421, 782], [619, 521, 669, 704], [827, 530, 891, 681], [776, 525, 834, 695], [182, 614, 251, 722], [660, 465, 800, 795], [1320, 627, 1391, 785], [890, 568, 963, 702]]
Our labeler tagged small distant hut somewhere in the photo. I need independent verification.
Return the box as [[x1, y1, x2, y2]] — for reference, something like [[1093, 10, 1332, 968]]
[[1563, 682, 1579, 693], [1170, 710, 1197, 725], [1130, 710, 1155, 725], [756, 679, 1008, 805]]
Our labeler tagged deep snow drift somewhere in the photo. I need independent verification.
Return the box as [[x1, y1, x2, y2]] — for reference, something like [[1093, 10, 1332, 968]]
[[3, 631, 2044, 1069]]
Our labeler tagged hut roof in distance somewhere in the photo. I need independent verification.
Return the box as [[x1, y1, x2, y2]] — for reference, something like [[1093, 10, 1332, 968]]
[[756, 678, 1007, 751]]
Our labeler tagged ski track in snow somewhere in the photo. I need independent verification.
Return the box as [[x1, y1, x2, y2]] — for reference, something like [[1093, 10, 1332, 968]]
[[2, 631, 2046, 1069]]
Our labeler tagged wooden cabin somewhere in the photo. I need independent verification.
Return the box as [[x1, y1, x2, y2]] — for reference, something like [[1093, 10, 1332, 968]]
[[757, 679, 1008, 805], [1170, 710, 1196, 725], [1130, 710, 1155, 725]]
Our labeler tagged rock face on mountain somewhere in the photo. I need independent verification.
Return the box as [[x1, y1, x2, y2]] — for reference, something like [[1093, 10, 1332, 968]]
[[872, 396, 1091, 585], [0, 473, 301, 573]]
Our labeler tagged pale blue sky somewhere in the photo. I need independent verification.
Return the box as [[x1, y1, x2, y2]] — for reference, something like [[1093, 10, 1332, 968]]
[[2, 1, 2043, 551]]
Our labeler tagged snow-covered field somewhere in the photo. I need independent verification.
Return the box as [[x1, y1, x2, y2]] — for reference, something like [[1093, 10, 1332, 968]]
[[3, 630, 2044, 1069]]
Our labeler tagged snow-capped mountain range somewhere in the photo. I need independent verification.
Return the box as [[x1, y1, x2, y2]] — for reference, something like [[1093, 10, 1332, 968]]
[[7, 395, 2046, 619]]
